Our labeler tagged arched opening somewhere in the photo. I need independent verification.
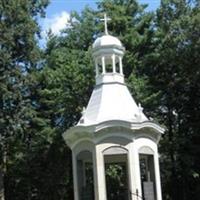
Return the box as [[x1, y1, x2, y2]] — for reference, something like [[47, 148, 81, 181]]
[[96, 57, 102, 75], [115, 56, 120, 73], [139, 147, 157, 200], [105, 56, 113, 73], [76, 151, 94, 200], [103, 146, 130, 200]]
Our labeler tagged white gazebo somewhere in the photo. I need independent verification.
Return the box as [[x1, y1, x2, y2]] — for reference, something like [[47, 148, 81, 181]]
[[63, 14, 164, 200]]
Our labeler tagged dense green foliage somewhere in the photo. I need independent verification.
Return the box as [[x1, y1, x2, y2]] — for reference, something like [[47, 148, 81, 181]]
[[0, 0, 51, 199], [0, 0, 199, 199], [143, 1, 200, 199]]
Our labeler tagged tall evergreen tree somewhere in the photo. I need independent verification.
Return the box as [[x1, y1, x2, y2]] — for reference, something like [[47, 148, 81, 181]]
[[142, 0, 200, 199], [0, 0, 48, 199]]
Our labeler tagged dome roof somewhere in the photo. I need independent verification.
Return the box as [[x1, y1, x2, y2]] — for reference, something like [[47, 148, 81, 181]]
[[93, 34, 123, 49]]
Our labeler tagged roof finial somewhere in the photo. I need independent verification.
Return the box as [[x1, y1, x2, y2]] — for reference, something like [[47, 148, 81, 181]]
[[100, 13, 111, 35]]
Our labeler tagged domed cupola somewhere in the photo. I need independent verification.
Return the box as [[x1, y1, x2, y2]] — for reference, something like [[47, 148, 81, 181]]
[[76, 13, 149, 125], [93, 34, 123, 48], [92, 15, 125, 85]]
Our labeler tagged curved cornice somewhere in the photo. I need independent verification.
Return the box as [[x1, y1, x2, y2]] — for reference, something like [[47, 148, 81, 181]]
[[63, 120, 165, 148]]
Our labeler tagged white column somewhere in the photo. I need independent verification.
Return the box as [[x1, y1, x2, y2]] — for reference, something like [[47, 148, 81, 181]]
[[154, 150, 163, 200], [93, 150, 98, 200], [102, 56, 106, 74], [72, 152, 79, 200], [94, 146, 107, 200], [95, 59, 99, 77], [128, 143, 138, 200], [119, 57, 123, 75], [132, 144, 143, 200], [112, 54, 116, 73]]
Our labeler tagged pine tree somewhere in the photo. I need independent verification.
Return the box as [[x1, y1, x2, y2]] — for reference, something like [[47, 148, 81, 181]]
[[0, 0, 48, 199], [142, 0, 200, 199]]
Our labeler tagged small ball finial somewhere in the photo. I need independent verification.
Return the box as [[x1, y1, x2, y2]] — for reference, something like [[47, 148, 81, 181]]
[[100, 13, 111, 35]]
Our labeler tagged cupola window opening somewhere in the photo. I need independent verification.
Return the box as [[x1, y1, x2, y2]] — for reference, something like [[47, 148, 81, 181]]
[[104, 55, 113, 73], [95, 57, 103, 76], [94, 53, 123, 75], [115, 56, 120, 73]]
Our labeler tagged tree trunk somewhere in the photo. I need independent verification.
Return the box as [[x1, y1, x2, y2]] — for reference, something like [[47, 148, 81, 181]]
[[0, 144, 7, 200], [0, 169, 5, 200]]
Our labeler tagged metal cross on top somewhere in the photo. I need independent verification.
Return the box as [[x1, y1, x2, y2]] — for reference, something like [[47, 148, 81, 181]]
[[100, 13, 111, 35]]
